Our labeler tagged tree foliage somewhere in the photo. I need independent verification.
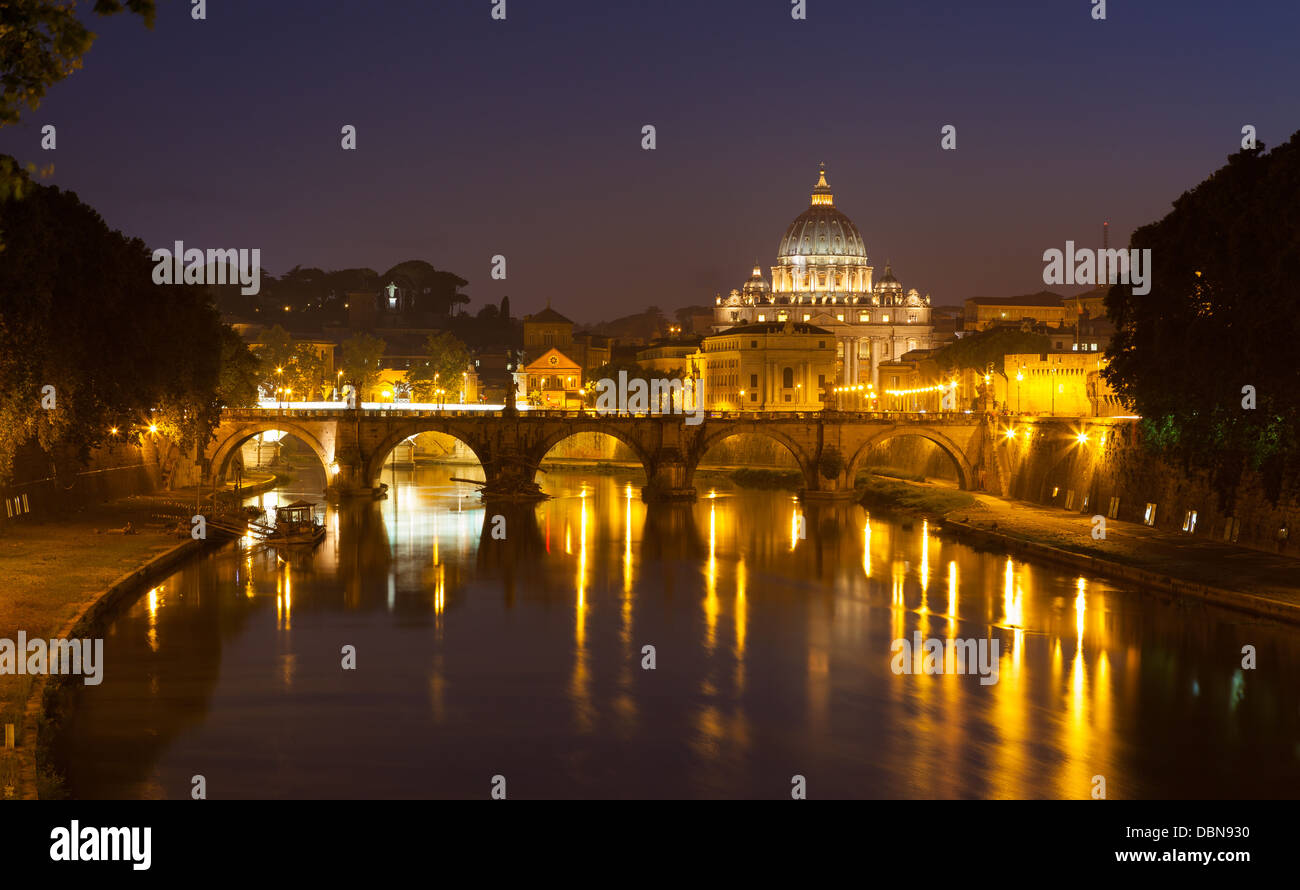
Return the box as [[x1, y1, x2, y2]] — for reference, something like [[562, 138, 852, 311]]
[[1102, 132, 1300, 486], [408, 331, 471, 401], [929, 326, 1051, 375], [0, 161, 258, 482], [255, 325, 325, 401], [340, 333, 386, 395], [0, 0, 155, 127], [379, 260, 469, 317]]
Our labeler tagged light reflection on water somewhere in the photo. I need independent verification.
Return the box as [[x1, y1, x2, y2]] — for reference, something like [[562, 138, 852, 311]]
[[54, 465, 1300, 799]]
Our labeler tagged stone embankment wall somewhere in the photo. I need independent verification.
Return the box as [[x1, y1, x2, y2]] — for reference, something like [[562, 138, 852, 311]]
[[868, 416, 1297, 554], [0, 438, 170, 524]]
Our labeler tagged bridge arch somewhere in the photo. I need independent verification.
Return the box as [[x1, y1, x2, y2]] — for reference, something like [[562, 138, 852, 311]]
[[362, 422, 490, 488], [531, 423, 655, 487], [209, 421, 332, 482], [847, 425, 977, 491], [687, 423, 818, 490]]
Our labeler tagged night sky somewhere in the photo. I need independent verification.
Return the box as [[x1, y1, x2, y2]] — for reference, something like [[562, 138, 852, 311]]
[[1, 0, 1296, 321]]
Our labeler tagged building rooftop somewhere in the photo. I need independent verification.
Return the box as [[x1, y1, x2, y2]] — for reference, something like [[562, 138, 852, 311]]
[[525, 306, 573, 325], [706, 321, 833, 337], [964, 291, 1065, 307]]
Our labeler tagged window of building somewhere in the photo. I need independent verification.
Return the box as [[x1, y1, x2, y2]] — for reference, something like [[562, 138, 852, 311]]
[[757, 314, 766, 322], [859, 312, 869, 322], [908, 313, 917, 323], [803, 313, 811, 321], [750, 340, 757, 348], [750, 374, 758, 387], [818, 341, 825, 348], [778, 311, 788, 321], [783, 368, 794, 388], [836, 313, 845, 322], [784, 394, 791, 402], [882, 315, 889, 323], [750, 391, 757, 402]]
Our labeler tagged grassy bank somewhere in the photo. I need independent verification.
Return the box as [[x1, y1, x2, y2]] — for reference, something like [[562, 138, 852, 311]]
[[854, 466, 926, 484], [857, 476, 975, 516], [0, 496, 199, 799]]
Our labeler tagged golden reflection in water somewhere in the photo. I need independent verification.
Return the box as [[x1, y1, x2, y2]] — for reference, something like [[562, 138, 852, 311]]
[[243, 544, 255, 599], [621, 485, 634, 654], [434, 563, 446, 617], [734, 559, 747, 659], [1064, 580, 1090, 798], [146, 586, 161, 653], [790, 507, 801, 551], [705, 500, 719, 654], [919, 520, 930, 602], [947, 560, 958, 633], [571, 490, 591, 731], [623, 484, 633, 597], [274, 562, 292, 631], [862, 517, 872, 578], [432, 510, 439, 567], [1075, 577, 1086, 648]]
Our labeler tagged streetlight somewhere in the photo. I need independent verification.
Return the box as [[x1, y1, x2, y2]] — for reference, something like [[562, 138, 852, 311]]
[[1015, 367, 1024, 414]]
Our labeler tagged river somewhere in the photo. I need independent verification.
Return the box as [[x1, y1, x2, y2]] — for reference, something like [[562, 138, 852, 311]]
[[52, 465, 1300, 799]]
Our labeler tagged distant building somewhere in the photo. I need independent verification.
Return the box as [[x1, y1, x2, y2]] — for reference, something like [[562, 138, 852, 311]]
[[523, 348, 583, 408], [695, 320, 835, 412], [710, 166, 936, 388], [1005, 350, 1113, 416], [964, 292, 1067, 331], [522, 304, 610, 377], [636, 335, 702, 375]]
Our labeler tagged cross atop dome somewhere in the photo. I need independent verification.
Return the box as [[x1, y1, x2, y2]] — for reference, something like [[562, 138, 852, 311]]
[[811, 163, 833, 206]]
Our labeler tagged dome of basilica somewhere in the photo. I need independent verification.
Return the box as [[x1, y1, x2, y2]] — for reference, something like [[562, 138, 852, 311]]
[[775, 165, 867, 262]]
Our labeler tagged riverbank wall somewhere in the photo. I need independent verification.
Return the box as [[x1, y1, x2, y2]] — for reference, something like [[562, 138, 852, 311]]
[[15, 535, 224, 799], [990, 417, 1298, 556], [872, 417, 1298, 557]]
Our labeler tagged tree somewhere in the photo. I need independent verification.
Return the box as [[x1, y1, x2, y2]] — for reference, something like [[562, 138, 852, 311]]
[[408, 331, 471, 401], [0, 160, 231, 482], [1102, 131, 1300, 491], [340, 333, 386, 397], [928, 326, 1050, 376], [216, 325, 260, 409], [0, 1, 155, 127], [380, 260, 469, 316], [0, 1, 155, 223]]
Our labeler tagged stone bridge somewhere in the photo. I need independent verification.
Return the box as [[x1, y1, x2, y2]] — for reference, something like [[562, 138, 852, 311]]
[[205, 407, 1002, 502]]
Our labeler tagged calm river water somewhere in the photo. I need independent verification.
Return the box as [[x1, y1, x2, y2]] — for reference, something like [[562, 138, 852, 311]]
[[53, 465, 1300, 799]]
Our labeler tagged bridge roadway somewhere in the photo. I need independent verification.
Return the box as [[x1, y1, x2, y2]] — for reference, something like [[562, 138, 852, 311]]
[[206, 406, 1001, 502]]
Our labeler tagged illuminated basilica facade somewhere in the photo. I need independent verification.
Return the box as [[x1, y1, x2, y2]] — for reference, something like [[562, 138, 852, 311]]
[[712, 165, 934, 387]]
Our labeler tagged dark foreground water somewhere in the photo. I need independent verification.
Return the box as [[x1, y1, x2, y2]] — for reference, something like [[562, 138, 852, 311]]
[[53, 466, 1300, 799]]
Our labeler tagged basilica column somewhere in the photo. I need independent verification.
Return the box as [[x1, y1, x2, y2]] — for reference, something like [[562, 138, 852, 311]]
[[870, 338, 882, 391]]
